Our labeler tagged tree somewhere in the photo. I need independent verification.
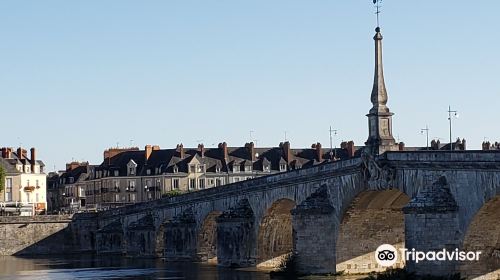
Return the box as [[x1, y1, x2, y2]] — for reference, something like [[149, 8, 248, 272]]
[[0, 165, 5, 193]]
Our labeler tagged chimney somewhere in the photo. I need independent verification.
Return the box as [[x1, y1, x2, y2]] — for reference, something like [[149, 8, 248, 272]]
[[347, 141, 356, 158], [218, 142, 228, 161], [461, 139, 467, 151], [340, 141, 348, 150], [281, 141, 292, 163], [152, 145, 160, 151], [482, 141, 490, 151], [176, 144, 185, 159], [30, 148, 36, 173], [398, 142, 405, 151], [198, 144, 205, 158], [245, 142, 255, 161], [66, 162, 81, 171], [314, 142, 323, 162], [1, 147, 6, 158], [30, 147, 36, 162], [17, 147, 23, 159], [145, 145, 153, 161]]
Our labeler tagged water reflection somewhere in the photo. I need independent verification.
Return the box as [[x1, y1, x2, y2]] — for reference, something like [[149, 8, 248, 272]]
[[0, 255, 272, 280]]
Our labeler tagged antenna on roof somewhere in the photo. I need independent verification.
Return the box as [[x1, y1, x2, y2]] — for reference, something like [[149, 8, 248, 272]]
[[284, 131, 288, 142], [373, 0, 383, 28]]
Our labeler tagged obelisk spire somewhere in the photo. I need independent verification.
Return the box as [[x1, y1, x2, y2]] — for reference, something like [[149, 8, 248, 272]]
[[370, 27, 389, 115], [365, 3, 396, 156]]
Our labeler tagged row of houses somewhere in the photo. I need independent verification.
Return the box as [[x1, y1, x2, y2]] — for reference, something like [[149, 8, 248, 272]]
[[47, 141, 358, 212]]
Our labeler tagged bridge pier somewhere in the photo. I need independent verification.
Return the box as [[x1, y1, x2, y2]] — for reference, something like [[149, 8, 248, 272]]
[[217, 199, 257, 267], [96, 220, 125, 255], [403, 176, 462, 276], [164, 208, 197, 260], [291, 186, 338, 275], [125, 214, 156, 257]]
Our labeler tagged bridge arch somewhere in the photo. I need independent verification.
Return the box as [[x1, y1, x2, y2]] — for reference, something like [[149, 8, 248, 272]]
[[336, 189, 410, 274], [197, 210, 222, 262], [459, 195, 500, 279], [256, 198, 296, 268]]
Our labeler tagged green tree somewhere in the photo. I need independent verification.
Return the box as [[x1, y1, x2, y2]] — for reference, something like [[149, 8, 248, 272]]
[[0, 165, 5, 193]]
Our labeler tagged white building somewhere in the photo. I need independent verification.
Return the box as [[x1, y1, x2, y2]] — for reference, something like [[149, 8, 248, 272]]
[[0, 147, 47, 215]]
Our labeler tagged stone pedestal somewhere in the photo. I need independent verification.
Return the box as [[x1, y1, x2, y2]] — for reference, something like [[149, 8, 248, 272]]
[[291, 186, 338, 275], [217, 199, 256, 267], [403, 176, 461, 276], [125, 214, 156, 257], [164, 208, 197, 261]]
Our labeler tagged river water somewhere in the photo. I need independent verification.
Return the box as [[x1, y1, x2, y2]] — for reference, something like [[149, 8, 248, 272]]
[[0, 255, 275, 280]]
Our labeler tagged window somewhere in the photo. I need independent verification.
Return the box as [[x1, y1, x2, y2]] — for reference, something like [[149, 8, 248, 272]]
[[172, 179, 179, 190], [5, 178, 12, 201], [280, 164, 287, 172], [115, 194, 120, 202], [208, 179, 214, 185], [114, 170, 119, 176], [146, 169, 151, 175], [197, 165, 205, 173], [189, 179, 196, 190], [190, 165, 196, 173], [264, 165, 270, 172], [130, 193, 136, 201], [234, 177, 240, 183], [114, 180, 119, 188], [216, 179, 222, 187], [199, 179, 205, 189], [173, 166, 179, 173], [216, 166, 221, 173], [36, 180, 39, 187], [129, 167, 135, 175], [245, 166, 252, 172], [233, 165, 239, 173]]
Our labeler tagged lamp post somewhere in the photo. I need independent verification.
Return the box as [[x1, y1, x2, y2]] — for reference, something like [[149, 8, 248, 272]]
[[329, 126, 338, 160], [447, 106, 459, 151], [420, 125, 430, 150], [144, 185, 149, 201]]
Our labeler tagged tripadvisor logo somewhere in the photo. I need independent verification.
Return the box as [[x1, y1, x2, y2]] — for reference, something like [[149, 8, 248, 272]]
[[375, 244, 398, 267], [375, 244, 482, 267]]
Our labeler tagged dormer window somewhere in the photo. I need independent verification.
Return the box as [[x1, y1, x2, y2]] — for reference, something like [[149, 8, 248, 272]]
[[173, 166, 179, 173], [244, 166, 252, 172], [279, 164, 287, 172], [114, 170, 119, 177], [197, 165, 205, 173], [127, 159, 137, 176], [215, 166, 221, 173], [190, 165, 196, 173], [146, 169, 151, 175], [233, 165, 240, 173], [69, 177, 74, 184]]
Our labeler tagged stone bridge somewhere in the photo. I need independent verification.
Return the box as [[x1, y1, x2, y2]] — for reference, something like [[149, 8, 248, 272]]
[[91, 151, 500, 279]]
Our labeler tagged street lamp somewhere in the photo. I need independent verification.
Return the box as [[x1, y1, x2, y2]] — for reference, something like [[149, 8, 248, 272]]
[[329, 126, 338, 160], [420, 125, 430, 150], [447, 106, 459, 151]]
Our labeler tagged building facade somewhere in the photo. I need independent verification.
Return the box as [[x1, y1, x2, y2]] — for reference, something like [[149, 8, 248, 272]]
[[0, 147, 47, 215]]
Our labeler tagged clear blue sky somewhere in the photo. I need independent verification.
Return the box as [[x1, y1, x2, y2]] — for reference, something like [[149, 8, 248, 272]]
[[1, 1, 499, 171]]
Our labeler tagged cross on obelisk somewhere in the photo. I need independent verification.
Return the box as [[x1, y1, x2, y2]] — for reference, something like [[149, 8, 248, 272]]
[[373, 0, 382, 27]]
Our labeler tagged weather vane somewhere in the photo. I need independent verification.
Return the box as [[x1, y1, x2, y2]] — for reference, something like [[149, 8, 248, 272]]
[[373, 0, 382, 28]]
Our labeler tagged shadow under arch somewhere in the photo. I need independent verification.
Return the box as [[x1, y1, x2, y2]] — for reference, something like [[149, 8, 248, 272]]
[[460, 195, 500, 279], [336, 189, 410, 274], [197, 211, 222, 263], [256, 198, 296, 268]]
